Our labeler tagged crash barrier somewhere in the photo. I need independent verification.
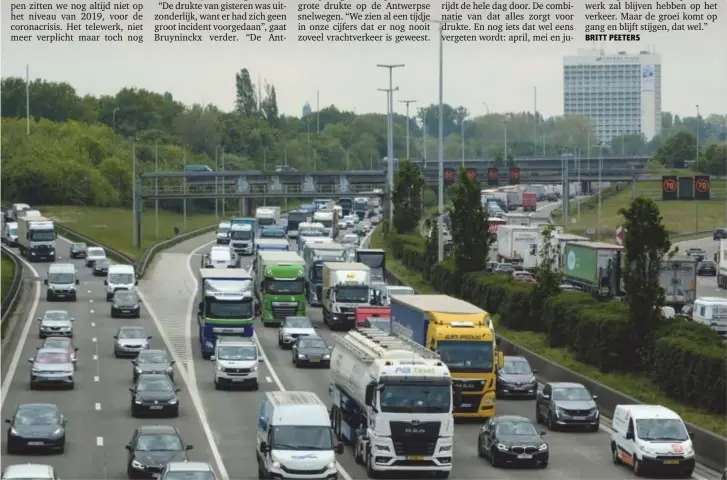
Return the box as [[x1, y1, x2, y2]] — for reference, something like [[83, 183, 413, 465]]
[[1, 246, 24, 338]]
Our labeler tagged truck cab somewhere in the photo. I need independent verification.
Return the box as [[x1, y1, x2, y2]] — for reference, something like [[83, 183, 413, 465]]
[[313, 210, 336, 237], [18, 215, 56, 261], [304, 243, 345, 307], [203, 246, 238, 269], [322, 262, 372, 330], [256, 251, 306, 326], [229, 224, 255, 255], [7, 203, 30, 221], [255, 207, 280, 228]]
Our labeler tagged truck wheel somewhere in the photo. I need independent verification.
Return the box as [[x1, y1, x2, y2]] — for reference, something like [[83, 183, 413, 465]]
[[366, 449, 380, 479]]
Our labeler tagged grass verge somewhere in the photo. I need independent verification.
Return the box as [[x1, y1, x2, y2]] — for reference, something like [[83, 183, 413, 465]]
[[41, 206, 219, 260], [375, 226, 726, 436], [1, 252, 16, 301]]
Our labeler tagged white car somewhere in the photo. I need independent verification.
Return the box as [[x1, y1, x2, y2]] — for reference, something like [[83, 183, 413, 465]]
[[160, 462, 217, 480], [381, 285, 416, 306], [278, 316, 316, 348], [38, 310, 74, 338], [211, 338, 262, 390], [2, 464, 56, 480], [341, 233, 359, 246], [85, 246, 106, 267]]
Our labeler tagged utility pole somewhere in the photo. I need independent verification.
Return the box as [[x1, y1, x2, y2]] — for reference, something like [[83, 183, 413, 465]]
[[399, 100, 416, 160], [25, 64, 30, 136], [183, 149, 187, 231], [533, 86, 538, 155], [376, 63, 404, 227], [316, 90, 320, 134], [695, 104, 700, 168], [154, 139, 159, 239], [221, 147, 226, 218], [131, 138, 138, 249]]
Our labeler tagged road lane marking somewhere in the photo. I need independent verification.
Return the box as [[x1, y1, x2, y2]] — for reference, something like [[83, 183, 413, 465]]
[[265, 376, 272, 383], [96, 436, 104, 447], [91, 322, 96, 327], [92, 337, 97, 342], [95, 403, 101, 411], [90, 309, 95, 314], [89, 299, 94, 303], [93, 375, 99, 382], [93, 354, 98, 360], [88, 290, 92, 294]]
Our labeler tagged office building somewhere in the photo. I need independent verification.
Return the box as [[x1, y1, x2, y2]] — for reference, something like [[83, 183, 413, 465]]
[[563, 49, 662, 145]]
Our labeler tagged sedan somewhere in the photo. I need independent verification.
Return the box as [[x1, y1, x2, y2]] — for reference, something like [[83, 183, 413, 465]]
[[292, 336, 331, 368], [93, 258, 111, 276], [159, 462, 216, 480], [494, 263, 514, 274], [513, 271, 535, 283], [125, 425, 193, 478], [684, 247, 706, 262], [5, 403, 67, 454], [697, 260, 717, 276], [112, 290, 142, 318], [496, 356, 538, 398], [85, 246, 106, 267], [29, 348, 75, 390], [478, 415, 549, 468], [40, 337, 78, 367], [37, 310, 74, 339], [713, 228, 727, 241], [114, 326, 152, 358], [68, 242, 87, 259], [129, 374, 180, 418], [535, 382, 600, 432], [132, 349, 175, 382], [278, 316, 316, 349], [1, 464, 57, 480]]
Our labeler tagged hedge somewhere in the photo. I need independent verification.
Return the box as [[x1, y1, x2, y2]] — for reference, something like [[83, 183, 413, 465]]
[[385, 231, 727, 415]]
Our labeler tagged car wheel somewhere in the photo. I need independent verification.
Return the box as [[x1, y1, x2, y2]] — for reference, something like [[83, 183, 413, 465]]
[[546, 411, 556, 430], [172, 406, 179, 418], [490, 448, 501, 467], [535, 408, 542, 423], [477, 438, 484, 457], [612, 443, 622, 465], [214, 378, 222, 390], [68, 382, 75, 390], [131, 405, 137, 417], [633, 455, 642, 476], [111, 311, 116, 318], [251, 382, 259, 391], [278, 337, 283, 347], [46, 293, 53, 301]]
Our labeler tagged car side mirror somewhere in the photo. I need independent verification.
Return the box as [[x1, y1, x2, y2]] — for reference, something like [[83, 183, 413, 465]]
[[210, 356, 216, 361], [44, 279, 48, 285], [129, 388, 135, 393], [592, 394, 598, 401], [336, 443, 345, 454], [147, 336, 152, 340], [688, 430, 695, 438], [131, 360, 137, 365], [125, 444, 131, 451], [4, 419, 10, 424], [541, 394, 550, 399], [75, 279, 80, 285], [104, 280, 107, 285], [113, 335, 118, 339], [175, 388, 181, 393], [185, 445, 194, 450], [626, 431, 634, 440], [74, 347, 79, 351], [28, 358, 34, 363], [135, 280, 139, 286], [540, 431, 547, 436], [170, 360, 176, 365], [37, 317, 42, 321], [258, 357, 264, 363], [531, 368, 538, 374], [260, 441, 269, 453]]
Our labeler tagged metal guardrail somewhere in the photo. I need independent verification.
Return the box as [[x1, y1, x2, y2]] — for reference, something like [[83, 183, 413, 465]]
[[371, 224, 726, 470], [1, 246, 24, 336]]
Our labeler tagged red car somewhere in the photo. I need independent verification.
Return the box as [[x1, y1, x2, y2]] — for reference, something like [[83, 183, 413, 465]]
[[40, 336, 78, 368]]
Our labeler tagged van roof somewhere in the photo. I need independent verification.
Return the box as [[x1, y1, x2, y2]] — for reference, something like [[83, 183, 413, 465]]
[[617, 404, 681, 420], [267, 391, 324, 406], [217, 337, 256, 346], [109, 264, 134, 273], [49, 263, 75, 273], [258, 251, 304, 263], [266, 392, 329, 425]]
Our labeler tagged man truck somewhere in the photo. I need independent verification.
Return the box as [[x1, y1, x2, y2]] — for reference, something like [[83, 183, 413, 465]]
[[322, 262, 371, 330], [255, 251, 306, 326], [338, 198, 353, 217], [391, 294, 502, 419], [353, 197, 369, 220], [18, 216, 57, 261], [197, 268, 255, 359], [330, 327, 454, 478], [229, 223, 255, 255]]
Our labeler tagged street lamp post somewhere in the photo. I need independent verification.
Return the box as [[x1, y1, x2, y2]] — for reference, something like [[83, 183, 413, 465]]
[[131, 138, 138, 249], [154, 139, 159, 239], [695, 105, 700, 168], [112, 107, 120, 132], [598, 143, 603, 239], [376, 63, 404, 227], [399, 100, 416, 159]]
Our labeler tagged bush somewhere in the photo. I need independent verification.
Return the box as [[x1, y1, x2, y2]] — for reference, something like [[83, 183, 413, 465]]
[[543, 292, 599, 347], [499, 282, 535, 331], [656, 316, 724, 347], [572, 302, 630, 372], [652, 336, 726, 414]]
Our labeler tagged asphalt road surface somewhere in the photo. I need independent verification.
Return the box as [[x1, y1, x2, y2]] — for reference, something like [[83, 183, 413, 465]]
[[672, 236, 725, 300]]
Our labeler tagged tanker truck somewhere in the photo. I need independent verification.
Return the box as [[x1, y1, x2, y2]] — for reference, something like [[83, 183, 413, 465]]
[[330, 327, 454, 478]]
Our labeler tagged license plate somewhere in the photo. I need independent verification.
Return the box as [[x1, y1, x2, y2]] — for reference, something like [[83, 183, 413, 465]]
[[573, 416, 587, 420], [231, 378, 245, 382], [149, 406, 163, 410], [663, 460, 680, 465], [28, 441, 44, 445], [407, 456, 424, 460], [310, 359, 320, 363], [122, 310, 131, 313], [517, 454, 532, 459]]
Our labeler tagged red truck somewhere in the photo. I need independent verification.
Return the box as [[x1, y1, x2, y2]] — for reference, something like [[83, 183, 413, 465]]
[[355, 306, 391, 330], [522, 192, 537, 212]]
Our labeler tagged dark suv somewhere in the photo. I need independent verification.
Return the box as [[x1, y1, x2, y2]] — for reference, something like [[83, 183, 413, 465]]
[[714, 228, 727, 240]]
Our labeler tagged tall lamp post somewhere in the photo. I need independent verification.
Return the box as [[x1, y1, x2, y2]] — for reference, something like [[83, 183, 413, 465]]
[[376, 63, 405, 228], [399, 99, 416, 159]]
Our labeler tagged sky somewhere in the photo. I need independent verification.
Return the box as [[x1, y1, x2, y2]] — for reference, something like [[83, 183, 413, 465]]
[[1, 1, 726, 119]]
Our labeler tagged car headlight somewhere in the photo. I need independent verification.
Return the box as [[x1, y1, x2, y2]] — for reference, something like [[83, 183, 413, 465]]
[[375, 444, 390, 451], [271, 461, 281, 469], [204, 341, 214, 349], [439, 445, 452, 452], [51, 427, 64, 436], [639, 445, 655, 455], [538, 443, 548, 451], [112, 304, 119, 309], [216, 364, 224, 371], [135, 367, 141, 373], [135, 399, 142, 404], [32, 368, 42, 374], [496, 443, 509, 451], [323, 354, 330, 359], [683, 446, 694, 457], [131, 460, 144, 468], [251, 364, 257, 372], [168, 399, 177, 404], [556, 407, 565, 417], [529, 377, 537, 384], [298, 354, 306, 359], [9, 427, 18, 436], [166, 366, 173, 373], [326, 462, 335, 470]]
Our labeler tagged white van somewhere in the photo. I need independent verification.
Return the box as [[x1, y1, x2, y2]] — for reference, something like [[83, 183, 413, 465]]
[[610, 404, 695, 478], [691, 297, 727, 338], [216, 221, 231, 245], [2, 221, 18, 246], [210, 337, 262, 390], [45, 263, 79, 301], [104, 264, 137, 301], [256, 391, 344, 480], [203, 246, 237, 269], [7, 203, 30, 221]]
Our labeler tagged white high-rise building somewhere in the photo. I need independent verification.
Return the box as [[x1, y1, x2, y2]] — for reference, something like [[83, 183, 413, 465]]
[[563, 49, 662, 146]]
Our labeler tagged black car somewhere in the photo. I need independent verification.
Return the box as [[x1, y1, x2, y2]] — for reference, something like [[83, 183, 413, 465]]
[[292, 335, 331, 368], [125, 425, 193, 478], [477, 415, 548, 468], [496, 356, 538, 398], [129, 374, 180, 418], [535, 382, 600, 432], [69, 242, 87, 259], [5, 403, 67, 454], [133, 349, 175, 382], [714, 228, 727, 240], [697, 260, 717, 276], [93, 258, 111, 276], [112, 290, 142, 318]]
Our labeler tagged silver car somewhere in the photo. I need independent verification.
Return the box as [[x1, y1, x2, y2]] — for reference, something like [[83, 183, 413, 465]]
[[29, 348, 75, 389], [37, 310, 74, 339], [85, 246, 106, 267], [113, 326, 151, 358], [132, 349, 174, 382], [160, 461, 217, 480], [2, 464, 56, 480], [278, 316, 316, 349]]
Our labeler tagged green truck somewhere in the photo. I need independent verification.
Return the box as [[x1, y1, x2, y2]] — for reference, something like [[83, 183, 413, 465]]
[[255, 250, 306, 326], [562, 241, 624, 297]]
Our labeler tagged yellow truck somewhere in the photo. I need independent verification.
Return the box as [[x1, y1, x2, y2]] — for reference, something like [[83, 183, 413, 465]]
[[391, 294, 503, 418]]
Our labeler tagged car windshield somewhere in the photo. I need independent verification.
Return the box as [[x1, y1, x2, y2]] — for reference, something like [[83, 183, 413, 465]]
[[136, 434, 183, 451], [138, 351, 168, 363], [164, 472, 215, 480], [217, 345, 257, 361], [8, 227, 17, 235], [635, 418, 689, 441], [501, 359, 532, 375], [96, 259, 110, 267], [36, 352, 71, 363], [495, 421, 539, 436], [552, 387, 592, 401], [437, 340, 494, 373], [88, 248, 105, 257], [115, 292, 137, 303], [109, 273, 134, 284], [15, 407, 58, 426], [270, 425, 334, 450], [43, 311, 69, 321], [138, 378, 174, 392], [299, 338, 327, 349], [43, 338, 71, 349], [218, 226, 230, 234], [379, 383, 451, 413], [700, 261, 716, 267], [285, 318, 312, 329], [49, 273, 75, 284], [120, 328, 146, 339], [230, 229, 252, 240], [72, 243, 87, 250]]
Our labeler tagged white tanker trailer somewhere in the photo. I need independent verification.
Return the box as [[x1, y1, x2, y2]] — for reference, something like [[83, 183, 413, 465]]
[[329, 327, 455, 478]]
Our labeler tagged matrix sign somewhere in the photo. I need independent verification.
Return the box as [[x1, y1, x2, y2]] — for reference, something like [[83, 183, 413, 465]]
[[443, 168, 456, 186], [509, 168, 520, 185], [487, 168, 499, 186], [678, 176, 694, 200], [695, 175, 711, 200], [661, 175, 677, 201]]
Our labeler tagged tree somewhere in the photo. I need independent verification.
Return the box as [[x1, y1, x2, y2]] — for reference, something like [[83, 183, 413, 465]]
[[423, 216, 439, 267], [698, 144, 727, 175], [234, 68, 257, 116], [530, 225, 563, 332], [391, 160, 424, 233], [618, 197, 672, 369], [260, 84, 279, 125], [505, 152, 516, 168], [449, 167, 492, 275], [493, 151, 504, 167], [653, 131, 696, 167]]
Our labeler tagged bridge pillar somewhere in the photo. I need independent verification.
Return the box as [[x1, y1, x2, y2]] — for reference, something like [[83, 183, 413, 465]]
[[581, 181, 591, 195]]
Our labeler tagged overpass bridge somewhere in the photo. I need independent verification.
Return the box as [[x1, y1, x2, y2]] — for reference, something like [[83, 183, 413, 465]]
[[402, 154, 651, 171]]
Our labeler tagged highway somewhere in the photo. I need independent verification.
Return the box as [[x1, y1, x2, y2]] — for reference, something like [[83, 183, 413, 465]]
[[0, 237, 218, 479], [672, 236, 725, 300]]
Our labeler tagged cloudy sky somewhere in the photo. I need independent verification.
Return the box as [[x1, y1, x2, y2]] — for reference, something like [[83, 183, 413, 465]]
[[2, 1, 725, 118]]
